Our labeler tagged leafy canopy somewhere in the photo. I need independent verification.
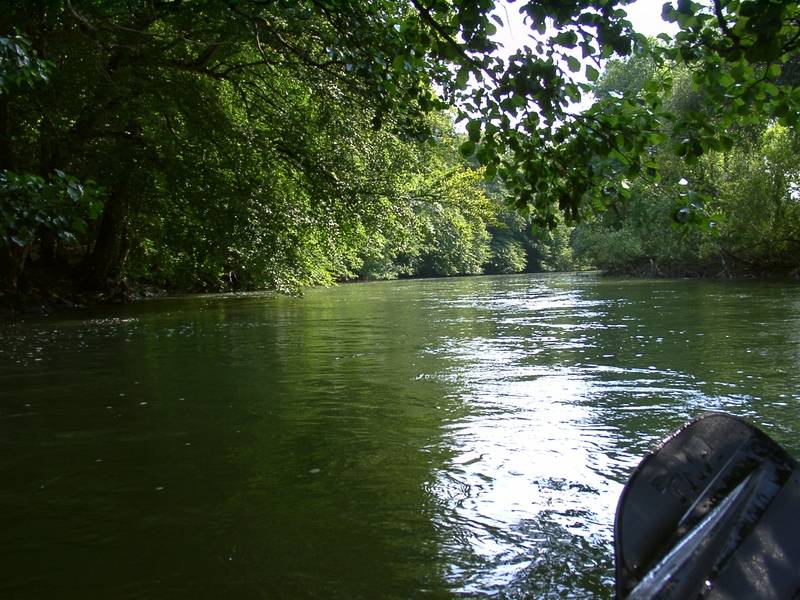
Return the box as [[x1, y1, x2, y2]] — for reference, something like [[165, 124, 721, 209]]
[[2, 0, 799, 293]]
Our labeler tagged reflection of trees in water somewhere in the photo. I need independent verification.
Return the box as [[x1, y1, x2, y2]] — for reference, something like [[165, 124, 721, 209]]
[[193, 285, 483, 597], [5, 276, 800, 597]]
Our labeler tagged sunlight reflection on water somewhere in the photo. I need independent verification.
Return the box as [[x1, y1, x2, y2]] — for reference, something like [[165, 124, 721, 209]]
[[412, 275, 800, 597], [424, 285, 639, 596]]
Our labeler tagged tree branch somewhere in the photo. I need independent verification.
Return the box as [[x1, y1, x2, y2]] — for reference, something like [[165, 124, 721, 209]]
[[409, 0, 484, 73], [712, 0, 741, 48]]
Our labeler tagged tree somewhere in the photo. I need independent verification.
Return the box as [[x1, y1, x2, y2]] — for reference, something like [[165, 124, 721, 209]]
[[3, 0, 799, 294], [436, 0, 800, 223], [2, 1, 453, 292], [0, 33, 103, 293], [573, 38, 800, 277]]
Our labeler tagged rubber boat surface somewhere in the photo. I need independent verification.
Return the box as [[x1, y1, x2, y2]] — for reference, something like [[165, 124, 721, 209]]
[[615, 412, 800, 599]]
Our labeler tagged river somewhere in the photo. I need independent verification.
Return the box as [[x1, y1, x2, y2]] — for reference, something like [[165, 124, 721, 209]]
[[2, 273, 799, 599]]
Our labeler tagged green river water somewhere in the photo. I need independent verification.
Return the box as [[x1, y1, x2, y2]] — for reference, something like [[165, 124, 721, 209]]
[[2, 273, 799, 599]]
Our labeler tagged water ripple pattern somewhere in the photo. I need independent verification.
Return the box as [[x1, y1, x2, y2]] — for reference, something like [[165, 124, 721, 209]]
[[2, 275, 800, 599], [418, 275, 800, 598]]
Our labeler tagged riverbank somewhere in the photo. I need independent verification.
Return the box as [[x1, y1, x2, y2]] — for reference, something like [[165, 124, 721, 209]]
[[0, 270, 166, 320], [4, 262, 799, 321], [602, 257, 800, 281]]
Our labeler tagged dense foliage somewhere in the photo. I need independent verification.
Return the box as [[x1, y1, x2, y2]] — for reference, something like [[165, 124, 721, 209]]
[[1, 1, 799, 300], [573, 47, 800, 277]]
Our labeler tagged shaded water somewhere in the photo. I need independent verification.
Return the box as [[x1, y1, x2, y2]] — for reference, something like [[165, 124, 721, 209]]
[[2, 274, 800, 599]]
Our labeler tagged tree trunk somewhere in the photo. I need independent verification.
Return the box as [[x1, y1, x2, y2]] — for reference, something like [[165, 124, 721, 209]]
[[79, 113, 141, 291], [80, 189, 129, 290]]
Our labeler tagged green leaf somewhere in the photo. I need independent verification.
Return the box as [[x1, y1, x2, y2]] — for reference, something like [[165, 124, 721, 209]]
[[459, 141, 476, 157], [553, 31, 579, 48], [67, 184, 82, 202], [566, 56, 581, 73], [716, 72, 735, 87], [455, 67, 470, 90], [767, 63, 782, 78], [466, 119, 481, 143], [585, 64, 599, 82]]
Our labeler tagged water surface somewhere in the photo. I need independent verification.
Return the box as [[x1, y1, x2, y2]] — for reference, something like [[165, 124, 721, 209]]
[[2, 274, 799, 598]]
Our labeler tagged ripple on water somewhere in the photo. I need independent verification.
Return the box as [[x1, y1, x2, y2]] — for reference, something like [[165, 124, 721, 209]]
[[3, 275, 800, 599]]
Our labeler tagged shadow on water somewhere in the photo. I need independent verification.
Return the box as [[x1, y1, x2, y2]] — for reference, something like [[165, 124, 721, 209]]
[[1, 274, 800, 598]]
